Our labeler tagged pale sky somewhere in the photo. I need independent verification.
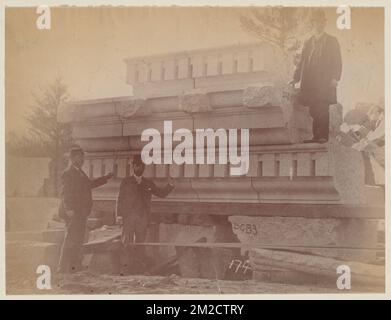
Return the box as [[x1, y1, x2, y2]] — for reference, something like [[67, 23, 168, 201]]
[[5, 7, 384, 135]]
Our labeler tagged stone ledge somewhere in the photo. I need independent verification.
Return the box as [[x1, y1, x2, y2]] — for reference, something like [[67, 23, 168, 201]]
[[89, 198, 384, 219], [150, 201, 384, 219]]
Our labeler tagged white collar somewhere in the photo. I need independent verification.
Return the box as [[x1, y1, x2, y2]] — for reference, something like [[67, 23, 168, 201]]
[[133, 174, 143, 184]]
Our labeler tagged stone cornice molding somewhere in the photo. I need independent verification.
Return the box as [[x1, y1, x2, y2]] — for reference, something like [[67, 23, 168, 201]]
[[115, 98, 149, 120], [124, 41, 266, 64], [179, 89, 213, 113], [242, 84, 280, 108]]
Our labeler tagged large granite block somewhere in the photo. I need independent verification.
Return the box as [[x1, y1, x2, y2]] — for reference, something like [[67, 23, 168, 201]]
[[158, 223, 216, 258], [229, 215, 379, 263]]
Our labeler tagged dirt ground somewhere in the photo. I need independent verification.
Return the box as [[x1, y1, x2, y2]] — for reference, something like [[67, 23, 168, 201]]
[[6, 270, 384, 295]]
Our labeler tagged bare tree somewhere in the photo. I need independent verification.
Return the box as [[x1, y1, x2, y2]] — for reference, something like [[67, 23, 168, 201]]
[[240, 7, 313, 65], [7, 78, 73, 195]]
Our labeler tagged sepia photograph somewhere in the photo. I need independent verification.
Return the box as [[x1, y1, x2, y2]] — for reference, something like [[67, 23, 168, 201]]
[[3, 2, 387, 296]]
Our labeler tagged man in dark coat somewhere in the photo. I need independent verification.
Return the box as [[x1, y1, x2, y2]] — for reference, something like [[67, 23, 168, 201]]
[[290, 9, 342, 143], [116, 155, 174, 273], [57, 146, 113, 273]]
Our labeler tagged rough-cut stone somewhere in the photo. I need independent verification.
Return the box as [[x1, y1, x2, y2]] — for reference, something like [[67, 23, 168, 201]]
[[115, 98, 147, 119], [177, 246, 233, 280], [229, 215, 379, 263], [158, 223, 216, 259], [250, 248, 384, 286], [179, 90, 212, 113], [86, 218, 103, 230], [242, 85, 279, 108], [176, 246, 201, 278], [88, 225, 121, 242], [53, 42, 385, 282], [175, 242, 234, 280], [329, 103, 343, 137], [329, 139, 367, 204], [252, 264, 320, 286]]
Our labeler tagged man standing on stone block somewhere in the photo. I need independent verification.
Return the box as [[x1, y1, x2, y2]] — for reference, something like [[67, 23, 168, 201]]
[[290, 8, 342, 143], [57, 146, 113, 273], [116, 155, 174, 274]]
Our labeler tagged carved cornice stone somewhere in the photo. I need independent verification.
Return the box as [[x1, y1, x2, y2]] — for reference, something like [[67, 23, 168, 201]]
[[242, 85, 280, 108], [115, 98, 148, 120], [179, 90, 213, 113]]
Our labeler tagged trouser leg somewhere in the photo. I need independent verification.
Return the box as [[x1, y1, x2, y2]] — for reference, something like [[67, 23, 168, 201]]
[[120, 216, 135, 274], [127, 223, 148, 273], [309, 101, 330, 141], [119, 241, 133, 274], [135, 223, 148, 261], [58, 215, 87, 273]]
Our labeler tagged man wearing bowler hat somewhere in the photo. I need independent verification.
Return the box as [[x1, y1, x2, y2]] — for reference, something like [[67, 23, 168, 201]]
[[116, 154, 174, 273], [290, 8, 342, 143], [57, 146, 113, 273]]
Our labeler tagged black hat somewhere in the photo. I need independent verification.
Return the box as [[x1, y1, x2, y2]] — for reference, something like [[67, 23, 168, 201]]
[[311, 8, 327, 22], [132, 154, 144, 165], [69, 145, 84, 157]]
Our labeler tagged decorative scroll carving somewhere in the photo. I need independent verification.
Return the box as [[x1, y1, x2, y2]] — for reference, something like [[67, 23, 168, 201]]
[[242, 85, 280, 108], [116, 98, 148, 119], [179, 90, 213, 113]]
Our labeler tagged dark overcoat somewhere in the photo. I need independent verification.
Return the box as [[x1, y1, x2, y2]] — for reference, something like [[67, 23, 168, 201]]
[[293, 33, 342, 104], [116, 176, 173, 224], [59, 166, 108, 220]]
